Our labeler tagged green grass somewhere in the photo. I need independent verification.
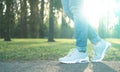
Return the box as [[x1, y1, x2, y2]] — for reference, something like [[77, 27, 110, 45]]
[[0, 38, 120, 61]]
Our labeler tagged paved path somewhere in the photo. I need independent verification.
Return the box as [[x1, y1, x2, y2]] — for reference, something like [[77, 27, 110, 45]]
[[0, 61, 120, 72]]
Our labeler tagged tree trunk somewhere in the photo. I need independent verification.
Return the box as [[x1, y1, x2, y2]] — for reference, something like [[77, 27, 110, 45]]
[[48, 0, 55, 42], [19, 0, 28, 38], [98, 17, 105, 38], [39, 0, 45, 38], [0, 1, 4, 38], [29, 0, 39, 38], [4, 0, 14, 41]]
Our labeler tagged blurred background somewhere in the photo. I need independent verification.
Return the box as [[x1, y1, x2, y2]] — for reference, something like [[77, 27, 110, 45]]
[[0, 0, 120, 41]]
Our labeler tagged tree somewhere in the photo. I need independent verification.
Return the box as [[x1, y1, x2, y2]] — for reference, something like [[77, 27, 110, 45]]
[[48, 0, 62, 42], [48, 0, 54, 42], [0, 0, 4, 38], [29, 0, 40, 38], [114, 0, 120, 38], [98, 17, 107, 38], [18, 0, 28, 38], [39, 0, 45, 38], [4, 0, 14, 41], [60, 14, 74, 38]]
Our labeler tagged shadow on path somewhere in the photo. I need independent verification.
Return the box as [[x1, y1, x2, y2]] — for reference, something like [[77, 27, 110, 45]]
[[92, 62, 117, 72], [0, 61, 120, 72], [57, 63, 89, 72], [57, 62, 119, 72]]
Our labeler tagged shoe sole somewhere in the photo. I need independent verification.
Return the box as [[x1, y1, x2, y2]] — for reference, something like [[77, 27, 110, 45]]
[[59, 57, 89, 64], [92, 42, 111, 62]]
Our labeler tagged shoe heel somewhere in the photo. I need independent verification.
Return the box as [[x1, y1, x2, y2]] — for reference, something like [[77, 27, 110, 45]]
[[78, 57, 89, 63]]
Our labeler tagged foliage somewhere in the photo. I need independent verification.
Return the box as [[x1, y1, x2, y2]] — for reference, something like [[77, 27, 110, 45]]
[[113, 23, 120, 38], [0, 0, 120, 40], [0, 1, 4, 38], [53, 0, 62, 10]]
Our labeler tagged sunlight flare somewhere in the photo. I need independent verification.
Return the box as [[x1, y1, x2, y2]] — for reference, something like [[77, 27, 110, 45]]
[[82, 0, 117, 28]]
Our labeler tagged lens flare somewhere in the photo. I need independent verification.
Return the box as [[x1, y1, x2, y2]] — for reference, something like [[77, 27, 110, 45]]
[[82, 0, 117, 28]]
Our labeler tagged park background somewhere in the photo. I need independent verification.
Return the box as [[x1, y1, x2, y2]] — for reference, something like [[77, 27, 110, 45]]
[[0, 0, 120, 61]]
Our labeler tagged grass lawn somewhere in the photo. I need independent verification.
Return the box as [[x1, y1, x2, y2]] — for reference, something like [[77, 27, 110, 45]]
[[0, 38, 120, 61]]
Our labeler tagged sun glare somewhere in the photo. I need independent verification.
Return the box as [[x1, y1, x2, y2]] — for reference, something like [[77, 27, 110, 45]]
[[82, 0, 117, 28]]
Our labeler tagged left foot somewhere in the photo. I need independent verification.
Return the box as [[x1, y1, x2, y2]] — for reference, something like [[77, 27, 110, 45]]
[[91, 40, 111, 62]]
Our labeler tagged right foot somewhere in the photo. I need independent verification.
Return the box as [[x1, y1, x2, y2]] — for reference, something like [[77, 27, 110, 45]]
[[59, 48, 89, 64]]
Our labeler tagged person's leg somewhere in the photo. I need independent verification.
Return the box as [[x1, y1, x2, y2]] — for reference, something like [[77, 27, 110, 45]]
[[61, 0, 88, 52], [69, 0, 111, 62], [59, 0, 89, 63], [86, 16, 111, 62], [88, 24, 101, 44], [69, 0, 88, 52]]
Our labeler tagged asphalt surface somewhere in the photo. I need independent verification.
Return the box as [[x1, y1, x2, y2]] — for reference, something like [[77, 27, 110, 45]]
[[0, 61, 120, 72]]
